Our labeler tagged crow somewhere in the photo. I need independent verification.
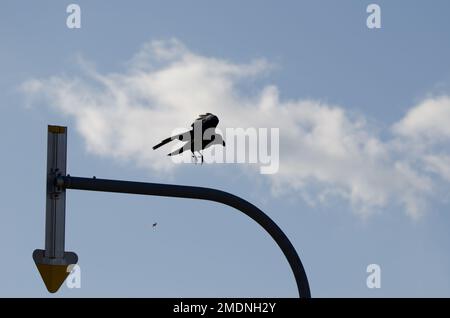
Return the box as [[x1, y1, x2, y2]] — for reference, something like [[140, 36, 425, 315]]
[[152, 113, 225, 163]]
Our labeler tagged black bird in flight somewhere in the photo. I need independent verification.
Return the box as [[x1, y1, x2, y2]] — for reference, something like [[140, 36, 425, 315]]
[[152, 222, 157, 228], [153, 113, 225, 163]]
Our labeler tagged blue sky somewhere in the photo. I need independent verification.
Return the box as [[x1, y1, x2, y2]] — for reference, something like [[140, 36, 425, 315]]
[[1, 1, 450, 297]]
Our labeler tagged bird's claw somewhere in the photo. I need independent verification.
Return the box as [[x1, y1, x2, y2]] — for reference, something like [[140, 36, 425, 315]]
[[191, 154, 204, 165]]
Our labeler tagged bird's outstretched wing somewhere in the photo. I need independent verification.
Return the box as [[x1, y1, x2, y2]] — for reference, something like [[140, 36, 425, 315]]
[[153, 131, 191, 150], [152, 136, 173, 150], [191, 113, 219, 130], [167, 142, 191, 156]]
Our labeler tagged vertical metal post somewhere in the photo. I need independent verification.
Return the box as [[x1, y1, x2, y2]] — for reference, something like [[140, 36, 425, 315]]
[[33, 125, 78, 293], [45, 125, 67, 258]]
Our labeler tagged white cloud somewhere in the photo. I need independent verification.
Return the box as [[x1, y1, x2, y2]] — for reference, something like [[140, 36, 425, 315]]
[[393, 96, 450, 142], [21, 39, 450, 218], [424, 155, 450, 182]]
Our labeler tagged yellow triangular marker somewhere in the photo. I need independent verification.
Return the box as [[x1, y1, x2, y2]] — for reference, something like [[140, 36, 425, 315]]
[[35, 263, 71, 293], [33, 249, 78, 293]]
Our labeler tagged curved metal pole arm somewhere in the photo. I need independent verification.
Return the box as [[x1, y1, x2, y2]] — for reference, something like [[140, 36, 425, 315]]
[[58, 175, 311, 298]]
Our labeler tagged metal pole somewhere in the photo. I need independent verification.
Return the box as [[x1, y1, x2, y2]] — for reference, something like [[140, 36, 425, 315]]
[[33, 126, 78, 293], [57, 175, 311, 298], [45, 126, 67, 258]]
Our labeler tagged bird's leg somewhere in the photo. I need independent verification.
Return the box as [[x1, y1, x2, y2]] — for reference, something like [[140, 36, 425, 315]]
[[195, 151, 203, 164], [192, 152, 198, 164]]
